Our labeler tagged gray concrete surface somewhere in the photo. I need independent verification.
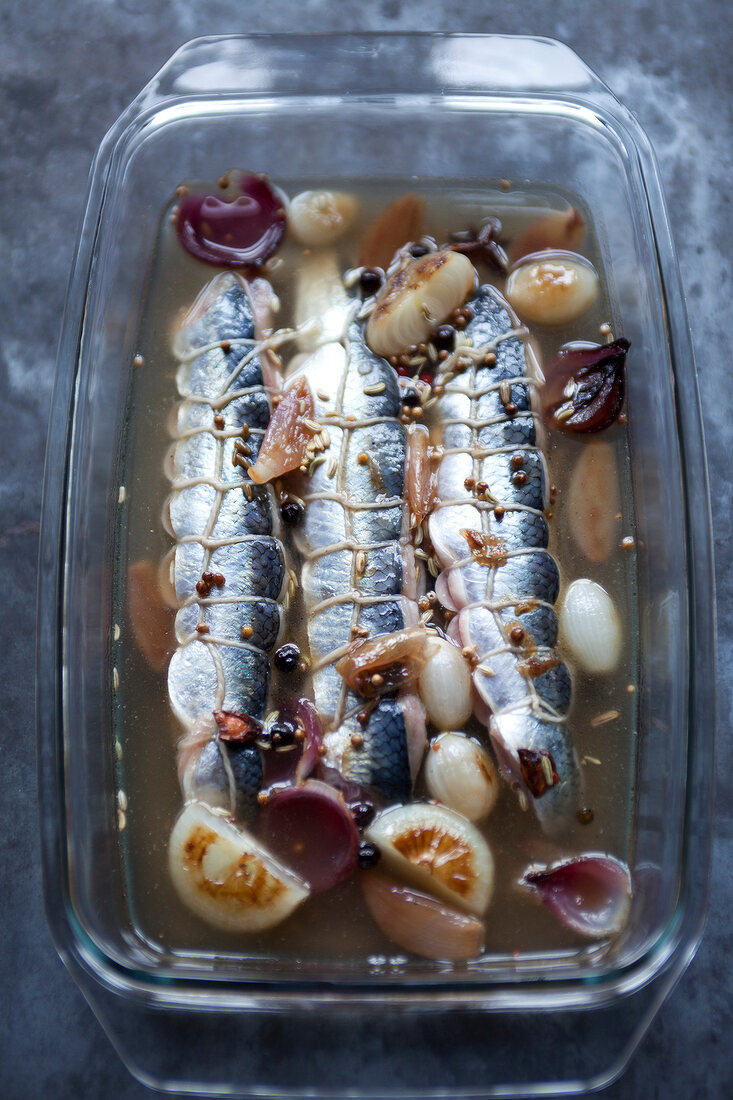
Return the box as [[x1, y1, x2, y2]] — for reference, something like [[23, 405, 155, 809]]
[[2, 2, 731, 1097]]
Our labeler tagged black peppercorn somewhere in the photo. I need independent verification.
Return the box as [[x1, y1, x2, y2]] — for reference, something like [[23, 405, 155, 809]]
[[281, 500, 304, 525], [359, 268, 383, 297], [269, 719, 298, 749], [358, 841, 381, 868], [433, 324, 455, 352], [274, 642, 302, 672], [409, 243, 429, 258], [351, 800, 376, 829]]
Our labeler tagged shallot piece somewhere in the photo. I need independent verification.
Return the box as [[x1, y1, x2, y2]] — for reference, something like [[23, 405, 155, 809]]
[[127, 559, 172, 673], [520, 855, 632, 938], [418, 639, 473, 731], [176, 169, 286, 268], [257, 779, 359, 894], [424, 732, 499, 821], [248, 377, 317, 484], [358, 193, 426, 269], [559, 579, 622, 674], [507, 207, 585, 266], [542, 340, 629, 434], [361, 871, 485, 961], [335, 626, 439, 699], [260, 697, 323, 788], [405, 424, 439, 527], [567, 441, 620, 562]]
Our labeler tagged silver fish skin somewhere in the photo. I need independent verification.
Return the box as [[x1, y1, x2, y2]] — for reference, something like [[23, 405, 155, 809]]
[[292, 331, 425, 804], [428, 284, 581, 834], [166, 272, 287, 820]]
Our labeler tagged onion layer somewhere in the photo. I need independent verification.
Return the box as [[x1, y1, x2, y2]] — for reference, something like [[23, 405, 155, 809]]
[[362, 870, 485, 961], [520, 855, 632, 938]]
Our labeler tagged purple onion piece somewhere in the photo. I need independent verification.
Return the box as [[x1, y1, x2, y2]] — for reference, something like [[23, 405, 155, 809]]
[[520, 855, 632, 938], [175, 169, 286, 268], [293, 698, 323, 783], [260, 697, 324, 788], [257, 779, 359, 894], [543, 339, 629, 434]]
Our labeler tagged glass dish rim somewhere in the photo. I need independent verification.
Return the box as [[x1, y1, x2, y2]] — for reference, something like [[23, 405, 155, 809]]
[[36, 31, 716, 1014]]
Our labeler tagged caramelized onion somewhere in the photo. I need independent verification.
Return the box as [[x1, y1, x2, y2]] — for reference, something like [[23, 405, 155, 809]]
[[335, 626, 439, 698], [361, 871, 485, 960]]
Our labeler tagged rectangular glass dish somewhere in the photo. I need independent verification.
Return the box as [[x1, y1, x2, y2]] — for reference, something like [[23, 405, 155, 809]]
[[37, 34, 715, 1097]]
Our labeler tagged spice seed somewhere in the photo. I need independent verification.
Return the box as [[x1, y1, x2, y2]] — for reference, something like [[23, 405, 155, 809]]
[[590, 709, 620, 727], [113, 623, 121, 641]]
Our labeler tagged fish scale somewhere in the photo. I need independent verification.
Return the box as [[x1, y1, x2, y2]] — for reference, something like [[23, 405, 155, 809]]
[[166, 273, 287, 822], [293, 329, 424, 803], [429, 284, 580, 834]]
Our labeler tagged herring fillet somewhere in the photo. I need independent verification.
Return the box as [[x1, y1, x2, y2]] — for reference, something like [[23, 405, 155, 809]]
[[428, 285, 581, 833], [165, 272, 287, 820], [292, 328, 425, 803]]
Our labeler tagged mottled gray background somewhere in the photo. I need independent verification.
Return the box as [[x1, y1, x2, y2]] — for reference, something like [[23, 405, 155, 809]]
[[2, 1, 731, 1097]]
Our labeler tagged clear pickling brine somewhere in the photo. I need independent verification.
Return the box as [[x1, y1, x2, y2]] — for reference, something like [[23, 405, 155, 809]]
[[114, 175, 637, 966]]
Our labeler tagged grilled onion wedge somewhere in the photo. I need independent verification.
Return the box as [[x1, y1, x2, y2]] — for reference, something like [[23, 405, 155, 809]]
[[168, 801, 310, 932], [365, 802, 494, 916]]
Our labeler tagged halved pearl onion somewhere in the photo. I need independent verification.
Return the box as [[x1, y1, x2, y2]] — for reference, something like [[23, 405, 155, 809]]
[[418, 636, 473, 730], [567, 441, 620, 563], [366, 250, 476, 357], [288, 189, 359, 247], [168, 802, 309, 932], [424, 733, 499, 822], [506, 250, 599, 326], [365, 802, 494, 915], [559, 579, 622, 674], [361, 870, 485, 961]]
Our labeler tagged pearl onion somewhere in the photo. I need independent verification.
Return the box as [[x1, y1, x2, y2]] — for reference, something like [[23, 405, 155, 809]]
[[506, 250, 599, 326]]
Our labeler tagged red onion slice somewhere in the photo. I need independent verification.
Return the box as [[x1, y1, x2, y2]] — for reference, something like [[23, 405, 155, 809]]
[[257, 780, 359, 894], [520, 855, 632, 938]]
